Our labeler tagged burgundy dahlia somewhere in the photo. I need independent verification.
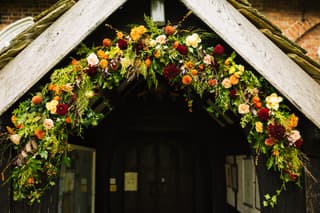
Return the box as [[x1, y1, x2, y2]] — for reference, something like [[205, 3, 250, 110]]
[[213, 44, 225, 55], [134, 42, 145, 52], [257, 107, 270, 121], [56, 103, 69, 115], [118, 39, 128, 50], [294, 139, 303, 149], [84, 65, 98, 77], [267, 122, 286, 141], [176, 44, 188, 55], [229, 89, 237, 98], [163, 64, 180, 79]]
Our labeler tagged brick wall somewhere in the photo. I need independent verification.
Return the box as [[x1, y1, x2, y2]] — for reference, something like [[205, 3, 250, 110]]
[[0, 0, 319, 62], [250, 0, 320, 62], [0, 0, 58, 30]]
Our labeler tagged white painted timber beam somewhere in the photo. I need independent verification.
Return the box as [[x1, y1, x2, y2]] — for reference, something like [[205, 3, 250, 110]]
[[180, 0, 320, 128], [0, 0, 127, 116]]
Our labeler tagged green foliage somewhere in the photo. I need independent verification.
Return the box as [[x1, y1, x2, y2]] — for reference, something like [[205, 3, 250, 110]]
[[0, 16, 306, 208]]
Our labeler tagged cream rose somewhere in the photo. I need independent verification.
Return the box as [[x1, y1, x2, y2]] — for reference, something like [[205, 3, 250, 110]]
[[10, 134, 21, 145], [287, 130, 301, 143], [221, 78, 232, 88], [186, 33, 201, 48], [46, 99, 59, 114], [266, 93, 283, 110], [155, 35, 167, 44], [43, 118, 54, 129], [238, 103, 250, 114], [203, 54, 212, 65]]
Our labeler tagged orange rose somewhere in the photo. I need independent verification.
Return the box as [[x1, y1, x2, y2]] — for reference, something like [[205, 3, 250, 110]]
[[164, 25, 175, 35], [102, 38, 112, 47], [145, 58, 151, 68], [34, 129, 45, 140], [65, 117, 72, 124], [229, 74, 239, 85], [31, 95, 42, 105], [191, 69, 198, 76], [182, 75, 192, 85]]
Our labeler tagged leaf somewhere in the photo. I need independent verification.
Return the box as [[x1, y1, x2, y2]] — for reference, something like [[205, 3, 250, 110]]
[[39, 150, 48, 159]]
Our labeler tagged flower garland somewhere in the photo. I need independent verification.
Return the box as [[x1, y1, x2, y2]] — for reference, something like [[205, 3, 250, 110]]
[[0, 16, 306, 207]]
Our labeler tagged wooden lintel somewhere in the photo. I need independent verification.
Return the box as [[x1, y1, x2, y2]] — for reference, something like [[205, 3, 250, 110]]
[[0, 0, 127, 116], [180, 0, 320, 128]]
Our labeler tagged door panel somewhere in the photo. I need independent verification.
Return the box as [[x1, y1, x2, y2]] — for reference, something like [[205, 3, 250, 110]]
[[108, 135, 196, 213]]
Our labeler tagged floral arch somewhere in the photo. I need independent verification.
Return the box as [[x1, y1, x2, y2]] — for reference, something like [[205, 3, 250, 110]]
[[0, 16, 306, 207]]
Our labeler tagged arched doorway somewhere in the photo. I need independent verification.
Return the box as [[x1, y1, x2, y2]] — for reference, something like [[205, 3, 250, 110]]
[[84, 80, 250, 213]]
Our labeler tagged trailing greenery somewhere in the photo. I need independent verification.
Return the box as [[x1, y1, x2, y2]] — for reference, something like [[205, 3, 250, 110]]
[[0, 16, 306, 207]]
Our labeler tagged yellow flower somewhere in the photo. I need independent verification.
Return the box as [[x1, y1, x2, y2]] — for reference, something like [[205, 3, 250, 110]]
[[289, 113, 299, 128], [255, 121, 263, 133], [237, 64, 244, 74], [229, 66, 236, 74], [46, 99, 58, 114], [130, 25, 147, 41], [116, 31, 123, 39], [153, 49, 161, 58], [99, 59, 108, 69]]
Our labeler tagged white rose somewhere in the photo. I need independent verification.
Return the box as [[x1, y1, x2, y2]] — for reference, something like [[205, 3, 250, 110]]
[[87, 53, 99, 66]]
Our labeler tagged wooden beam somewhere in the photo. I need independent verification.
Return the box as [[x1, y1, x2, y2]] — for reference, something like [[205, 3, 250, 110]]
[[180, 0, 320, 128], [0, 0, 127, 116]]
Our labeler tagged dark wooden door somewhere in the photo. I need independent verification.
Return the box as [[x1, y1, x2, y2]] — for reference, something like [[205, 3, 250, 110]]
[[108, 133, 209, 213]]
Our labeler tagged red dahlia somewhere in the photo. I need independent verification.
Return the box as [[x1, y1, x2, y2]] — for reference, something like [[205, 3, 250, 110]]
[[267, 122, 286, 141], [176, 44, 188, 55], [213, 44, 225, 55], [294, 139, 303, 149], [118, 39, 128, 50], [229, 89, 237, 98], [163, 64, 180, 79], [56, 103, 69, 115], [257, 107, 270, 121]]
